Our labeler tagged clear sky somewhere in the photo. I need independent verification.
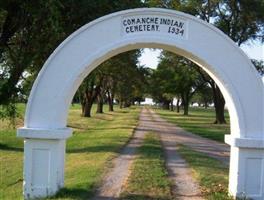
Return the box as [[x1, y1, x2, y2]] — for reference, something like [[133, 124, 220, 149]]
[[139, 42, 264, 69], [241, 41, 263, 61]]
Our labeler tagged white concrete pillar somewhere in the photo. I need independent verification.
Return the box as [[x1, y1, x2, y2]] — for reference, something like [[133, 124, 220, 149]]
[[17, 128, 72, 199], [225, 135, 264, 200]]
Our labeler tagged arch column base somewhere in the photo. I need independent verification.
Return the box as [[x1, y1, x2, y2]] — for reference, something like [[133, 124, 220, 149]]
[[17, 128, 72, 199], [225, 135, 264, 200]]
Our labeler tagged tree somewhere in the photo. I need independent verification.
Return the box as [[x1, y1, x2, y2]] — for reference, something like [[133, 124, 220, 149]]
[[202, 0, 263, 123], [160, 52, 204, 115], [0, 0, 145, 119], [145, 0, 264, 123], [96, 59, 120, 112], [0, 1, 64, 105], [149, 51, 204, 115], [76, 49, 145, 116], [214, 0, 264, 45], [252, 59, 264, 76], [78, 71, 102, 117], [194, 0, 263, 123], [99, 50, 143, 111], [113, 50, 145, 108], [192, 84, 214, 108], [148, 60, 175, 110]]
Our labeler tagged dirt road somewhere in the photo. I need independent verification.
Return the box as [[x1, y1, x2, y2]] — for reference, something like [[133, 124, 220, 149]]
[[92, 108, 230, 200]]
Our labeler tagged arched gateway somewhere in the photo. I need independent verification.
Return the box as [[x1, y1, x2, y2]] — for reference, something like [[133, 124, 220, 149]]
[[17, 8, 264, 199]]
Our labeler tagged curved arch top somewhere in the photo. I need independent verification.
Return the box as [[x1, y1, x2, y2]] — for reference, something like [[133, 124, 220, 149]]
[[22, 8, 263, 139]]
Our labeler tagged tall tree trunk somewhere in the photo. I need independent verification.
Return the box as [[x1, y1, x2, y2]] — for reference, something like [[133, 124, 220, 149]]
[[195, 68, 227, 124], [96, 92, 104, 113], [163, 102, 170, 110], [176, 98, 180, 113], [170, 100, 174, 111], [163, 100, 170, 110], [96, 100, 103, 113], [213, 85, 226, 124], [181, 93, 189, 115], [81, 102, 85, 115], [108, 100, 114, 111], [107, 90, 114, 112], [81, 83, 100, 117], [183, 104, 189, 115], [83, 101, 93, 117]]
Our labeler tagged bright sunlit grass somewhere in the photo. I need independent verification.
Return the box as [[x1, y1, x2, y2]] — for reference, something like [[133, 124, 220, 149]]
[[177, 145, 232, 200], [120, 132, 173, 200], [154, 107, 230, 142], [0, 104, 140, 200]]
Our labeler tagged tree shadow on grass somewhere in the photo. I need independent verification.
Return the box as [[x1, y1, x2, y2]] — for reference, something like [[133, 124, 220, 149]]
[[0, 143, 23, 152], [87, 126, 134, 131], [47, 188, 94, 200], [67, 143, 141, 155], [120, 194, 175, 200], [158, 112, 214, 119], [67, 144, 119, 153], [67, 134, 133, 154], [178, 147, 228, 170]]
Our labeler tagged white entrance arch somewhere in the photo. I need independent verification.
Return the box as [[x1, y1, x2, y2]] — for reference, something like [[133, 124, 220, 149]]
[[17, 8, 264, 199]]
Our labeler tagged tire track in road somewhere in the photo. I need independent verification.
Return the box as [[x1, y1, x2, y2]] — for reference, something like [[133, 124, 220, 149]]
[[92, 108, 152, 200], [93, 108, 229, 200], [149, 109, 230, 165], [146, 108, 203, 200]]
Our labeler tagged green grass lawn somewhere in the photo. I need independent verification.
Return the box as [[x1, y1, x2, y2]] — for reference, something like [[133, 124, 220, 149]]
[[154, 107, 230, 142], [177, 145, 232, 200], [1, 105, 233, 199], [0, 104, 25, 200], [0, 104, 140, 200], [153, 107, 232, 199], [120, 132, 174, 200]]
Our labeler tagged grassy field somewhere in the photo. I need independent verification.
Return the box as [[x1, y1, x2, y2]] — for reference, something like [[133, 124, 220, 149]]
[[0, 104, 140, 200], [1, 105, 232, 199], [153, 107, 232, 199], [0, 104, 25, 200], [177, 145, 232, 200], [120, 132, 174, 200], [154, 107, 230, 142]]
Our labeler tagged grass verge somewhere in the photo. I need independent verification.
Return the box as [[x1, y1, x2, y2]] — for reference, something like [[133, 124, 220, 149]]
[[177, 145, 232, 200], [154, 107, 230, 142], [120, 132, 173, 200], [0, 104, 140, 200]]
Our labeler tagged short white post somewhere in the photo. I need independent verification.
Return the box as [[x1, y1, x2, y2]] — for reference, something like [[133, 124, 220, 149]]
[[225, 135, 264, 200], [17, 127, 72, 199]]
